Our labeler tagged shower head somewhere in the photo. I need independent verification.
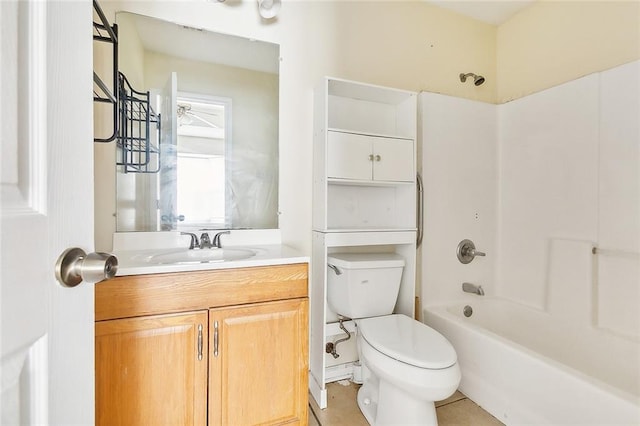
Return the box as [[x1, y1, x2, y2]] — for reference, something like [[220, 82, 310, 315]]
[[460, 73, 485, 86]]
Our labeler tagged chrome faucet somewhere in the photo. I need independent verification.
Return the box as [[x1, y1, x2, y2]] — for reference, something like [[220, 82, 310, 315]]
[[462, 282, 485, 296], [181, 232, 200, 250], [212, 231, 230, 248], [182, 230, 229, 249], [199, 232, 214, 249]]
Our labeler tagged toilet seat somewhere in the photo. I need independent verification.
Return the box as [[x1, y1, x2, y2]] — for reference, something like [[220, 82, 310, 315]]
[[358, 314, 457, 369]]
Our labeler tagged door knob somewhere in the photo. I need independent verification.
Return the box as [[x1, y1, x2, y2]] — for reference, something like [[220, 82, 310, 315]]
[[55, 247, 118, 287]]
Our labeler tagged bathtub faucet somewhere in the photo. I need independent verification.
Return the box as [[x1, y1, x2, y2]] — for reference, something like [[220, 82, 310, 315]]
[[462, 282, 485, 296]]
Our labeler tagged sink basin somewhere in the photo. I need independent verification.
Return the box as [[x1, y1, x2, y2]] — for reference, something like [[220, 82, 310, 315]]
[[145, 248, 256, 265]]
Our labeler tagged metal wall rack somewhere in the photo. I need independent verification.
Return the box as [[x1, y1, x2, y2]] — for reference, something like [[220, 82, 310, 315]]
[[93, 0, 162, 174], [117, 72, 161, 173], [93, 0, 118, 143]]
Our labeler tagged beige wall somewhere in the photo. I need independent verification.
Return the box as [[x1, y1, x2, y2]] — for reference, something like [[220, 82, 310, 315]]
[[95, 0, 640, 252], [94, 0, 497, 251], [497, 0, 640, 103]]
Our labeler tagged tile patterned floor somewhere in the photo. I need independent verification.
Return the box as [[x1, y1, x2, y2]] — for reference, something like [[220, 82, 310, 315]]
[[309, 382, 504, 426]]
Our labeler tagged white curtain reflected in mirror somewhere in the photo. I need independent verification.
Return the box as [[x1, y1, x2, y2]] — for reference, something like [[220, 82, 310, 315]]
[[175, 95, 228, 229]]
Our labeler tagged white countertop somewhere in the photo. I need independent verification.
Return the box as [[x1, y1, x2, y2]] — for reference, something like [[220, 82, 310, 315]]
[[114, 244, 309, 276]]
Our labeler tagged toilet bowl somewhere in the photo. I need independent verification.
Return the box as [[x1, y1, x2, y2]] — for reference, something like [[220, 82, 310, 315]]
[[356, 314, 461, 425], [326, 253, 461, 425]]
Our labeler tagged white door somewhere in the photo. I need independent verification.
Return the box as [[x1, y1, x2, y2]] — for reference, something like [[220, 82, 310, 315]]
[[1, 1, 94, 424]]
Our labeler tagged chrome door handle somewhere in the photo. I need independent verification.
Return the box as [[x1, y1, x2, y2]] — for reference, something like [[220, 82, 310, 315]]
[[55, 247, 118, 287]]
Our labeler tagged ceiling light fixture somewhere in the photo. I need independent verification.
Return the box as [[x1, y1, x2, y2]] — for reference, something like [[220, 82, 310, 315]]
[[258, 0, 281, 19]]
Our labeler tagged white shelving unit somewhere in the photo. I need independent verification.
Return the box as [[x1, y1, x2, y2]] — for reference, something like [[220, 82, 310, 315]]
[[310, 77, 418, 409]]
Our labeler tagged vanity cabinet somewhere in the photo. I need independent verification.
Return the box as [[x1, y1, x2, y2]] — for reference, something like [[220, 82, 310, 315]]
[[95, 263, 308, 426]]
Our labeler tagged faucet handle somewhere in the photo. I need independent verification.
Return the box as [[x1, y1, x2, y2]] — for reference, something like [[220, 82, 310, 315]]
[[213, 231, 230, 248], [457, 239, 486, 264], [180, 232, 199, 250]]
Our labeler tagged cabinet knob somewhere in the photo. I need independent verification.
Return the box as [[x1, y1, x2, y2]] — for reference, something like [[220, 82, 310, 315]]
[[368, 154, 374, 161], [375, 155, 381, 162]]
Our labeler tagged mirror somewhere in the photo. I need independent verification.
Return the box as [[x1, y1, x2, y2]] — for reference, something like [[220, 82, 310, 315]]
[[115, 12, 279, 232]]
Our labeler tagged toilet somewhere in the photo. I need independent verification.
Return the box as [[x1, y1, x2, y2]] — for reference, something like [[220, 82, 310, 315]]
[[327, 253, 461, 426]]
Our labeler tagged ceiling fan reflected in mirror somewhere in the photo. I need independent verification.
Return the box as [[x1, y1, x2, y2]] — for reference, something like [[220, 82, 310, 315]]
[[177, 103, 221, 128], [176, 99, 227, 139]]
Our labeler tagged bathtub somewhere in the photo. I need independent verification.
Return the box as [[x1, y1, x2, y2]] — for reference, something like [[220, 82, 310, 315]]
[[424, 298, 640, 425]]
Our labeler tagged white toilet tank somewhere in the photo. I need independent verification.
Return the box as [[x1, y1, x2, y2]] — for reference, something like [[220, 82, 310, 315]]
[[327, 253, 405, 319]]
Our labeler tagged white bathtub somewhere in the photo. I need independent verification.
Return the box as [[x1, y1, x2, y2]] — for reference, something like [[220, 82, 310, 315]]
[[424, 298, 640, 425]]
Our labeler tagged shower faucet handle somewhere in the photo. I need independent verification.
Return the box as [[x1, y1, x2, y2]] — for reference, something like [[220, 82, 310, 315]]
[[470, 248, 486, 257], [457, 239, 485, 264]]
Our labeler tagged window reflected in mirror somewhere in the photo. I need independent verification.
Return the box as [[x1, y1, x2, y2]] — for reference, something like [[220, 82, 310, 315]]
[[174, 95, 228, 229]]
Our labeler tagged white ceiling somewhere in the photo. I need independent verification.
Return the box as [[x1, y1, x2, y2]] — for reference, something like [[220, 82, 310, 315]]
[[426, 0, 536, 25]]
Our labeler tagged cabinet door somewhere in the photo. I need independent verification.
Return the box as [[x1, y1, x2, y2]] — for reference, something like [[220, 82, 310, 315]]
[[327, 131, 372, 180], [95, 311, 208, 426], [209, 299, 309, 426], [372, 137, 414, 182]]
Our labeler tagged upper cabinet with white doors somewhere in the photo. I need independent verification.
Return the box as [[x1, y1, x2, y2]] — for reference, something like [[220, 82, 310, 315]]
[[313, 78, 417, 231], [327, 131, 414, 182]]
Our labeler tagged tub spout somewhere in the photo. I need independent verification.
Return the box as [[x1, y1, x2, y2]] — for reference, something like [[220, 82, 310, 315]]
[[462, 282, 484, 296]]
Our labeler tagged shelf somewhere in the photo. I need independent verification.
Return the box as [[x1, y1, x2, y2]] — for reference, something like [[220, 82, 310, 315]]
[[327, 127, 413, 141], [313, 229, 417, 247], [311, 77, 418, 408], [117, 72, 161, 173], [327, 177, 415, 186], [317, 227, 417, 233], [326, 83, 417, 139], [327, 77, 415, 105]]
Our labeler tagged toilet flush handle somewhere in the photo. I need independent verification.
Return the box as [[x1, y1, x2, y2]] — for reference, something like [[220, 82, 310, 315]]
[[327, 264, 343, 276]]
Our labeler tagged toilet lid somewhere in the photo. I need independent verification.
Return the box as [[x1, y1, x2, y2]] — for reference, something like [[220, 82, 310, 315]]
[[358, 314, 457, 369]]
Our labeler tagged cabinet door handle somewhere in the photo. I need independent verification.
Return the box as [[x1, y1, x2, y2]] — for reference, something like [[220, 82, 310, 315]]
[[213, 320, 219, 357], [197, 324, 203, 361], [368, 154, 374, 162], [375, 154, 381, 161]]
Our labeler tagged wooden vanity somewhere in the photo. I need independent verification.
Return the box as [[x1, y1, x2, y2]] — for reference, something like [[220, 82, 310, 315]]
[[95, 263, 309, 426]]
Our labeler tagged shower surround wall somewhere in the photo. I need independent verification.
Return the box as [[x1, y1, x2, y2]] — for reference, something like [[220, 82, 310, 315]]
[[419, 93, 498, 304], [422, 60, 640, 340], [498, 60, 639, 339]]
